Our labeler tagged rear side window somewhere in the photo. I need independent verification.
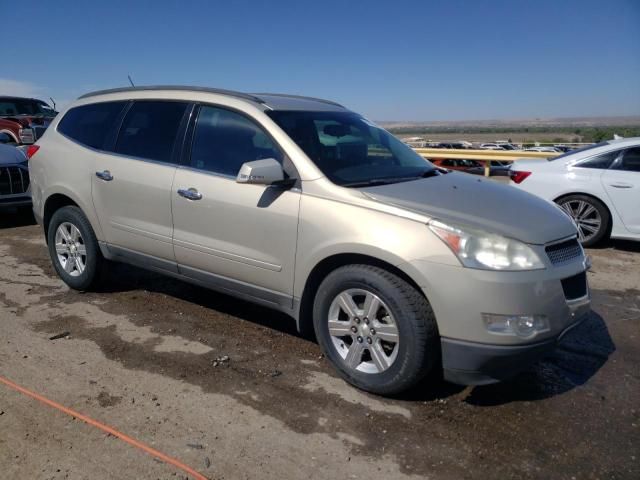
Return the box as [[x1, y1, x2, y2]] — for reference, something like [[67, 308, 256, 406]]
[[189, 105, 282, 176], [115, 101, 188, 163], [615, 148, 640, 172], [58, 101, 127, 149], [575, 151, 619, 169]]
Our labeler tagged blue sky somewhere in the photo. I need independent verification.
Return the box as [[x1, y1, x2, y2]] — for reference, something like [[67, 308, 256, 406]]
[[2, 0, 639, 121]]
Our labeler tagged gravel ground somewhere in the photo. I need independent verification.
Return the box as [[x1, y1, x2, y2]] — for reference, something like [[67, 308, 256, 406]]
[[0, 211, 638, 480]]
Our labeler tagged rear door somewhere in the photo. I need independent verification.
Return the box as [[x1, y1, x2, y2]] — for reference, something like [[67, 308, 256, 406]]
[[602, 147, 640, 234], [91, 100, 191, 261], [171, 104, 300, 303]]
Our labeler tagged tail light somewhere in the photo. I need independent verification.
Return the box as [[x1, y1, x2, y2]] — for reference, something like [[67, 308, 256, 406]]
[[510, 170, 531, 184], [26, 145, 40, 159]]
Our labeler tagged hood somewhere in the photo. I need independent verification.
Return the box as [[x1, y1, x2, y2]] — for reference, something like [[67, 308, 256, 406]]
[[0, 144, 28, 165], [361, 172, 576, 245]]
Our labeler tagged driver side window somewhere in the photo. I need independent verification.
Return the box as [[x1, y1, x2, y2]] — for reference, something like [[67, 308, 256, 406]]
[[190, 106, 283, 177]]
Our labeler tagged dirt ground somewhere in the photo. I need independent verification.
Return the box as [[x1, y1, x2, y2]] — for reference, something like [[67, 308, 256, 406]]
[[0, 211, 638, 480]]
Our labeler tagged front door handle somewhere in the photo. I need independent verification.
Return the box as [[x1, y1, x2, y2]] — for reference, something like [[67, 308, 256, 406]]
[[177, 187, 203, 201], [95, 170, 113, 181], [609, 183, 633, 189]]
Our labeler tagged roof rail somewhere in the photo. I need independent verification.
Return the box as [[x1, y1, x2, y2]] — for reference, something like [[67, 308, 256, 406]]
[[78, 85, 266, 104], [252, 93, 344, 108]]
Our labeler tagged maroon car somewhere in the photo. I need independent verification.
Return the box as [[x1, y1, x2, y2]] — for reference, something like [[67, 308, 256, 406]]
[[0, 96, 57, 145]]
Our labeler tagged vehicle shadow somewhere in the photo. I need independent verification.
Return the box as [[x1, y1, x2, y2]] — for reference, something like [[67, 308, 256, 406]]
[[99, 261, 301, 337], [608, 239, 640, 253], [0, 207, 36, 229], [585, 238, 640, 253], [462, 311, 614, 406]]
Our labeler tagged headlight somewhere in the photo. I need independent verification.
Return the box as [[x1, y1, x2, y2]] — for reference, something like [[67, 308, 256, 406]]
[[428, 220, 545, 271]]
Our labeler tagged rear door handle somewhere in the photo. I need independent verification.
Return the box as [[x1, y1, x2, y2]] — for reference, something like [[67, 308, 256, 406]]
[[177, 188, 203, 201], [609, 183, 633, 189], [95, 170, 113, 181]]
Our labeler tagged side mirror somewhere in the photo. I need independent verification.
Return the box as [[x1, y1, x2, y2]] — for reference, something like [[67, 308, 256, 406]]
[[0, 133, 11, 144], [236, 158, 286, 185]]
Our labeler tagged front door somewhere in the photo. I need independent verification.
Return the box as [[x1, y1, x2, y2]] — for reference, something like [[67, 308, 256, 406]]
[[171, 105, 300, 303]]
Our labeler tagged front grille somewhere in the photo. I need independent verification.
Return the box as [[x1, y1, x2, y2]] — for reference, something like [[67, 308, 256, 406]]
[[561, 272, 587, 300], [0, 166, 30, 195], [545, 238, 582, 265], [33, 126, 47, 140]]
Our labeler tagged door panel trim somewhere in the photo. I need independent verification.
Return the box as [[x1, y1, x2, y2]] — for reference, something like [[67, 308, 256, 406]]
[[173, 238, 282, 271], [110, 221, 173, 244], [101, 243, 179, 274]]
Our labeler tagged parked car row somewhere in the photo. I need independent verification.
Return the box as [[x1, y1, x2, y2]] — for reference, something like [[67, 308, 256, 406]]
[[0, 96, 58, 145], [403, 138, 578, 153]]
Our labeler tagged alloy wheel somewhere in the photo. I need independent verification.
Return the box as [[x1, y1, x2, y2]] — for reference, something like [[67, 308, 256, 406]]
[[327, 289, 400, 374], [54, 222, 87, 277], [560, 199, 602, 243]]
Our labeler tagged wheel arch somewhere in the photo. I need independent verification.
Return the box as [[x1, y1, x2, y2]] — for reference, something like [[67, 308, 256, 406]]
[[296, 253, 425, 338], [42, 193, 80, 243]]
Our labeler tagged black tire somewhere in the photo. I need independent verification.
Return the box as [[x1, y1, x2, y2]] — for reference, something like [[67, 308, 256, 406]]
[[47, 206, 104, 290], [313, 264, 439, 396], [556, 194, 611, 247]]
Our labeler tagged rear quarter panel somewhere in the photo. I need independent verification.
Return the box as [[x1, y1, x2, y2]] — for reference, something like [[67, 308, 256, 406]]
[[30, 132, 105, 241]]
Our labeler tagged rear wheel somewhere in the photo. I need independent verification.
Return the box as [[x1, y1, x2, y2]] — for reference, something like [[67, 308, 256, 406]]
[[47, 206, 103, 290], [313, 265, 439, 396], [556, 194, 610, 247]]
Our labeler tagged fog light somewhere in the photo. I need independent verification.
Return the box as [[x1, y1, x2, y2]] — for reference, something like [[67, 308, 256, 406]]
[[482, 314, 549, 339]]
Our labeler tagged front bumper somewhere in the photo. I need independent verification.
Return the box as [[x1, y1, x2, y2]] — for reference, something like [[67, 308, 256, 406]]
[[441, 313, 588, 385], [403, 252, 591, 385]]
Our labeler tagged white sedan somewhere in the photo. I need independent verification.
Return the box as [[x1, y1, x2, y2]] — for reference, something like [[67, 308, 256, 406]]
[[510, 137, 640, 246]]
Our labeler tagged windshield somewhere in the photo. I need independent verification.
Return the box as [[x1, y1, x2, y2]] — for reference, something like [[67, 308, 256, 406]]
[[550, 141, 609, 161], [267, 111, 435, 186], [0, 98, 57, 117]]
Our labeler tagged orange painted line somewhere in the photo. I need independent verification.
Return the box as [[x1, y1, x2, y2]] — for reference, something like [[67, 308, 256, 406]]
[[0, 375, 209, 480]]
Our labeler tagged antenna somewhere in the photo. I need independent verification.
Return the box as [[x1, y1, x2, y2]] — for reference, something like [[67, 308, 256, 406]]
[[127, 75, 135, 87]]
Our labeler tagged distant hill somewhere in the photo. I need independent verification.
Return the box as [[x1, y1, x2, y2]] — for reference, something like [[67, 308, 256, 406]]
[[379, 116, 640, 144], [379, 116, 640, 129]]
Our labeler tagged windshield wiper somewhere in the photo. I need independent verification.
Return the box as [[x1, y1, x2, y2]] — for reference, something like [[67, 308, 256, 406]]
[[342, 177, 424, 188], [342, 169, 444, 188]]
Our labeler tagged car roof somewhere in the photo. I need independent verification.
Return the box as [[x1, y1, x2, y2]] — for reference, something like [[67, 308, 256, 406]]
[[77, 86, 349, 112], [0, 96, 43, 101], [604, 136, 640, 148]]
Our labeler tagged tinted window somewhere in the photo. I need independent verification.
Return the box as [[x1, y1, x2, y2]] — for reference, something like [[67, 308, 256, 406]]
[[616, 148, 640, 172], [58, 101, 127, 149], [267, 110, 433, 186], [550, 141, 609, 161], [575, 151, 619, 169], [115, 101, 188, 163], [190, 106, 282, 176]]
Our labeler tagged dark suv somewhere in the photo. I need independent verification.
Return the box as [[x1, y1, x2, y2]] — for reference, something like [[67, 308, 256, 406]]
[[0, 96, 58, 145]]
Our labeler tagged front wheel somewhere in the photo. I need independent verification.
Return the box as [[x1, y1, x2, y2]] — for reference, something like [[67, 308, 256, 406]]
[[47, 206, 104, 290], [556, 194, 610, 247], [313, 265, 439, 396]]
